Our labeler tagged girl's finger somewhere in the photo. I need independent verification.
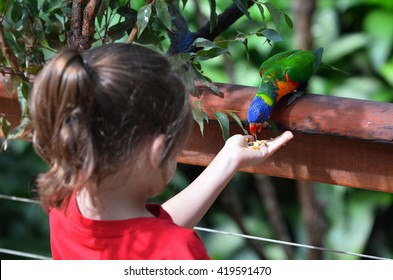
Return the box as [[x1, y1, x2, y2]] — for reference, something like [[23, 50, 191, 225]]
[[265, 131, 294, 154]]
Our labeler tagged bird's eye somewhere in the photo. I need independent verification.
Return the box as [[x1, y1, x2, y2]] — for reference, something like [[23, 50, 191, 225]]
[[257, 113, 263, 122], [260, 69, 265, 77]]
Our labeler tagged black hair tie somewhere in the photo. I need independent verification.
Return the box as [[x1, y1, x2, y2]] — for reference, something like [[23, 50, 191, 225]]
[[82, 58, 93, 75]]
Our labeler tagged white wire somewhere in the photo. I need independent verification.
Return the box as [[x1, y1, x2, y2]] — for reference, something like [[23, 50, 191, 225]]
[[194, 226, 390, 260], [0, 193, 390, 260], [0, 248, 51, 260], [0, 194, 40, 204]]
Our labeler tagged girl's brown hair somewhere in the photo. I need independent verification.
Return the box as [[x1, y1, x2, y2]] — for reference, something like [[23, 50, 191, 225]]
[[29, 43, 192, 212]]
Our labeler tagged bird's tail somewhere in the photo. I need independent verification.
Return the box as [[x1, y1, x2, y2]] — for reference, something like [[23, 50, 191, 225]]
[[313, 47, 324, 72], [314, 47, 349, 75], [321, 61, 350, 75]]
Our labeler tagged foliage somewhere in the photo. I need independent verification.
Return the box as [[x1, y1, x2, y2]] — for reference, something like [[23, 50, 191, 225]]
[[0, 0, 292, 141], [0, 0, 392, 260], [309, 0, 393, 102]]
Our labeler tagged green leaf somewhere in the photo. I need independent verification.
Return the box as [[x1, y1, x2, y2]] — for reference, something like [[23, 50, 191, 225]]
[[0, 139, 7, 151], [196, 47, 229, 61], [192, 37, 219, 49], [203, 79, 223, 97], [214, 111, 230, 141], [130, 0, 145, 10], [192, 37, 229, 61], [263, 2, 281, 32], [213, 36, 230, 49], [0, 116, 11, 139], [136, 24, 165, 48], [6, 117, 31, 141], [208, 0, 218, 32], [256, 2, 266, 21], [11, 1, 23, 21], [227, 111, 248, 134], [190, 62, 223, 97], [284, 13, 293, 29], [261, 28, 283, 42], [168, 53, 201, 96], [169, 52, 193, 67], [17, 81, 31, 116], [155, 0, 172, 31], [193, 100, 209, 123], [118, 0, 130, 6], [107, 20, 131, 42], [191, 100, 208, 136], [117, 6, 137, 20], [136, 4, 152, 37], [45, 0, 67, 13], [233, 0, 251, 20], [181, 0, 188, 9], [97, 0, 110, 25], [238, 35, 250, 62]]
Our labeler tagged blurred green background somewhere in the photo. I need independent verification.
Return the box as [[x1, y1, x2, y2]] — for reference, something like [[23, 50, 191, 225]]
[[1, 0, 393, 259]]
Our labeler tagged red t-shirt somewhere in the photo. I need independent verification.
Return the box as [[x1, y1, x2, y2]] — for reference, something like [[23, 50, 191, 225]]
[[49, 192, 210, 260]]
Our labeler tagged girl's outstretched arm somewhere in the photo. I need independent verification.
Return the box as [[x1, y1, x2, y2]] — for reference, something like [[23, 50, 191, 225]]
[[162, 131, 294, 229]]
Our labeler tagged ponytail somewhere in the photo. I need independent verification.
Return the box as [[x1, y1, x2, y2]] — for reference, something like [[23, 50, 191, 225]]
[[30, 49, 96, 211]]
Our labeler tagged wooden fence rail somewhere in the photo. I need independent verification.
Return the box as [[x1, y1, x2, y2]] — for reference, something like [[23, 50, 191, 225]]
[[1, 82, 393, 193], [178, 83, 393, 193]]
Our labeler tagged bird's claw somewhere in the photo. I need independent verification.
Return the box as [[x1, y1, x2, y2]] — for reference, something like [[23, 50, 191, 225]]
[[286, 90, 305, 107]]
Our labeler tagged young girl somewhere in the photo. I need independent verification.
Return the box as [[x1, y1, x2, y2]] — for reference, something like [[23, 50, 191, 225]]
[[29, 43, 293, 259]]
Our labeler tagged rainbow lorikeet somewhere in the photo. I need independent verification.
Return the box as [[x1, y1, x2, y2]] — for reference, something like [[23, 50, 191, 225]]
[[247, 48, 323, 137]]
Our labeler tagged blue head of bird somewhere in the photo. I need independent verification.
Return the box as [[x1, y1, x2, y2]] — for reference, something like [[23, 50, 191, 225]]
[[247, 96, 273, 136]]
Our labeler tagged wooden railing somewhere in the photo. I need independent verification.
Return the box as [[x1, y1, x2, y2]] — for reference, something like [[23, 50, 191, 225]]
[[1, 82, 393, 193], [178, 83, 393, 193]]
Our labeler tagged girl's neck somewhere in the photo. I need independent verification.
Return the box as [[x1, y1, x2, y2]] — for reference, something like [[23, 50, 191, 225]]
[[76, 187, 154, 221], [75, 163, 156, 221]]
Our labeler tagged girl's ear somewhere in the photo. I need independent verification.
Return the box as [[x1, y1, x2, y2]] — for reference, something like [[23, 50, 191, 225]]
[[149, 134, 167, 170]]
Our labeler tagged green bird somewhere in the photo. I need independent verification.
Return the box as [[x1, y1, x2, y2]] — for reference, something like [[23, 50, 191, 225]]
[[247, 48, 323, 137]]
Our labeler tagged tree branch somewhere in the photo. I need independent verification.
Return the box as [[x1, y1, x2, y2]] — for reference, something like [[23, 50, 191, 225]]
[[81, 0, 102, 50], [167, 4, 195, 55], [255, 175, 294, 259], [293, 0, 316, 50], [297, 181, 326, 259], [292, 0, 327, 260], [68, 0, 101, 50], [68, 0, 86, 49], [168, 0, 255, 55], [0, 25, 28, 83], [0, 26, 19, 73], [220, 187, 267, 259], [195, 0, 254, 42]]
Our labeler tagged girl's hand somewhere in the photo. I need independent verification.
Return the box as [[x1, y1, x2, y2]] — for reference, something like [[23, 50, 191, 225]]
[[163, 131, 293, 229], [223, 131, 294, 169]]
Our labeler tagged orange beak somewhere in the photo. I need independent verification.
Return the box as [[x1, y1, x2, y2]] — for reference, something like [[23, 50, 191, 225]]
[[249, 123, 263, 136]]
